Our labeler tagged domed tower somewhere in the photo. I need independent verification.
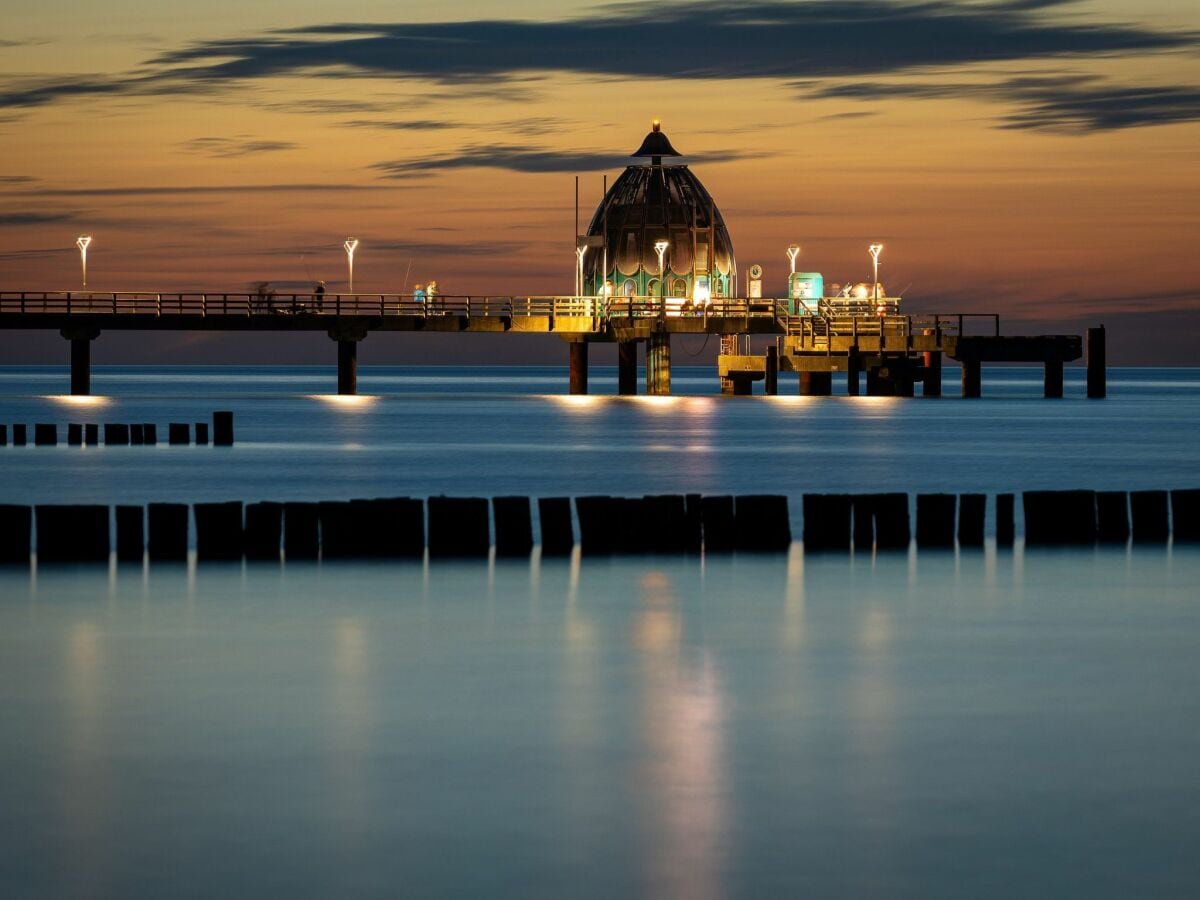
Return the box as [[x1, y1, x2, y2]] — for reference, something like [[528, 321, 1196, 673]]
[[582, 122, 736, 301]]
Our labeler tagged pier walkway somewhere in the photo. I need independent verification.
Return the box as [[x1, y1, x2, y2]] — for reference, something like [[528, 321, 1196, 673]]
[[0, 290, 1097, 398]]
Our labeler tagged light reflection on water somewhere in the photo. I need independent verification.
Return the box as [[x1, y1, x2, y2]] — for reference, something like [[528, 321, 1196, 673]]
[[1, 547, 1199, 897]]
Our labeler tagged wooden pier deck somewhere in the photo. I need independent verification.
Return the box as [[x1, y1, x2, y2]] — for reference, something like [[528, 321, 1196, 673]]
[[0, 290, 1099, 398]]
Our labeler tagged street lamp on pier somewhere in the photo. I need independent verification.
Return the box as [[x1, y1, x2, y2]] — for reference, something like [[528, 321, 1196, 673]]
[[869, 243, 883, 303], [76, 235, 92, 288], [344, 238, 359, 293]]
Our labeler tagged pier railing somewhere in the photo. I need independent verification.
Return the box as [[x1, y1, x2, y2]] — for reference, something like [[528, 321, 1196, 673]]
[[0, 291, 785, 322]]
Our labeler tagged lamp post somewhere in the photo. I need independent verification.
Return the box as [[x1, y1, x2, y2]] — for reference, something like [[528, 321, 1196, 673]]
[[576, 245, 588, 297], [76, 235, 92, 287], [344, 237, 359, 293], [654, 239, 669, 308], [787, 244, 800, 274], [869, 242, 883, 304]]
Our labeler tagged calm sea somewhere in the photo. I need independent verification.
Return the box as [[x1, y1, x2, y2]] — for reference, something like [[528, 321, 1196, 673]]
[[1, 365, 1199, 898]]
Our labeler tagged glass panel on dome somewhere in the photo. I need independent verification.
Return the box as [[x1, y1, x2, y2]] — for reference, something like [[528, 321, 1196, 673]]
[[672, 279, 687, 297], [647, 279, 660, 297], [622, 279, 636, 297], [696, 242, 709, 272]]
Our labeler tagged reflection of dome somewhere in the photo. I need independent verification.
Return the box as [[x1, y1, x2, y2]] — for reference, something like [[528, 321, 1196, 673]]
[[583, 122, 736, 298]]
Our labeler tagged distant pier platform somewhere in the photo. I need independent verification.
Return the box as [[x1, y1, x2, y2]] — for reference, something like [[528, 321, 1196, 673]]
[[0, 291, 1102, 399]]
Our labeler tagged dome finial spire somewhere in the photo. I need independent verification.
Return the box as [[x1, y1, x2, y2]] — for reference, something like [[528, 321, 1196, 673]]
[[632, 120, 681, 160]]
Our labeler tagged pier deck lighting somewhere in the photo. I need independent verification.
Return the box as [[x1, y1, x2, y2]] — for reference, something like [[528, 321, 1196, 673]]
[[575, 245, 589, 297], [343, 238, 359, 293], [76, 235, 92, 287], [869, 243, 883, 300], [786, 244, 800, 275]]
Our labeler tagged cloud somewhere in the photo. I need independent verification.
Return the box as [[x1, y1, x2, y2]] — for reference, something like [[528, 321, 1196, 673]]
[[0, 175, 37, 183], [341, 116, 568, 136], [371, 144, 757, 177], [803, 73, 1200, 132], [11, 183, 395, 197], [181, 136, 300, 157], [0, 211, 74, 226], [0, 1, 1193, 135]]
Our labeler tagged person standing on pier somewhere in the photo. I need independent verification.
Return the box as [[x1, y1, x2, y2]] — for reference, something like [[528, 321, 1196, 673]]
[[427, 280, 439, 314], [414, 283, 426, 315], [314, 281, 326, 312]]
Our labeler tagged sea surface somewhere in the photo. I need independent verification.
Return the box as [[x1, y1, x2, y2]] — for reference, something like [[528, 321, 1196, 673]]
[[1, 365, 1199, 898]]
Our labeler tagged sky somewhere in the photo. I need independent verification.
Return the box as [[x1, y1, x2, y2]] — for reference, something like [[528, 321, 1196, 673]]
[[1, 0, 1197, 364]]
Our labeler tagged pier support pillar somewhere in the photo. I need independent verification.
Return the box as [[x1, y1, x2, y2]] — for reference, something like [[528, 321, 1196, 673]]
[[618, 340, 637, 395], [1087, 325, 1106, 399], [568, 342, 588, 395], [922, 329, 942, 397], [961, 359, 981, 398], [61, 328, 100, 396], [764, 346, 778, 396], [1044, 358, 1063, 399], [799, 371, 832, 396], [328, 326, 368, 395], [646, 333, 670, 396], [847, 348, 861, 396]]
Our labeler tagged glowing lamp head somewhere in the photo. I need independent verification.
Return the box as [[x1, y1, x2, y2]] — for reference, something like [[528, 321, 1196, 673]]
[[76, 235, 92, 252], [869, 242, 883, 262], [853, 282, 870, 299], [343, 237, 359, 257], [693, 283, 711, 305], [786, 244, 800, 273]]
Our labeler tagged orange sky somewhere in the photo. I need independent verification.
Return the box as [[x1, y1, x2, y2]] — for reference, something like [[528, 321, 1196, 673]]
[[1, 1, 1197, 363]]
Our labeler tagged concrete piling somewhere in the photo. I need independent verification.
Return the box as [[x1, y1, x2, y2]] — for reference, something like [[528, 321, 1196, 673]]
[[143, 423, 157, 445], [105, 423, 129, 445], [957, 494, 986, 547], [148, 503, 189, 561], [115, 505, 144, 562], [1023, 490, 1096, 545], [195, 501, 244, 560], [68, 423, 83, 445], [568, 343, 588, 396], [961, 359, 982, 398], [1087, 326, 1106, 399], [618, 341, 638, 396], [34, 424, 57, 446], [84, 423, 99, 445], [799, 371, 832, 396], [922, 328, 943, 397], [646, 333, 671, 396], [1171, 489, 1200, 542], [0, 424, 6, 446], [243, 502, 283, 561], [195, 422, 209, 445], [873, 493, 911, 549], [1096, 491, 1130, 543], [36, 505, 109, 563], [493, 496, 534, 557], [1130, 490, 1169, 542], [130, 424, 144, 445], [428, 496, 490, 557], [996, 493, 1015, 546], [734, 495, 791, 552], [916, 494, 956, 548], [764, 346, 778, 396], [365, 498, 424, 558], [537, 497, 574, 555], [0, 505, 32, 564], [700, 495, 735, 553], [802, 494, 852, 551], [13, 424, 27, 445], [1044, 358, 1064, 399], [213, 411, 234, 446], [168, 423, 190, 445], [846, 350, 861, 397], [282, 502, 320, 560]]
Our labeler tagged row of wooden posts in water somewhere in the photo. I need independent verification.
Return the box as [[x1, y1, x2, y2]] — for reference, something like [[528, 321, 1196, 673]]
[[0, 412, 234, 446], [0, 490, 1198, 564]]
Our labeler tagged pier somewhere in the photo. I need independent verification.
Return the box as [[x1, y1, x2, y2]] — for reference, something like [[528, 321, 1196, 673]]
[[0, 291, 1101, 398]]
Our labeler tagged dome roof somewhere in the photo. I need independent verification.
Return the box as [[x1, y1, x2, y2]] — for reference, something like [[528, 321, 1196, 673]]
[[582, 124, 735, 284]]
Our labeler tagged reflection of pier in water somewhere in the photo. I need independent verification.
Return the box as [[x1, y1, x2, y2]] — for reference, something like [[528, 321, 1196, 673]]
[[0, 291, 1100, 399]]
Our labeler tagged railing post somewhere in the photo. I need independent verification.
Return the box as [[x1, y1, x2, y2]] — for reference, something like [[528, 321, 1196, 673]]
[[994, 314, 1000, 337]]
